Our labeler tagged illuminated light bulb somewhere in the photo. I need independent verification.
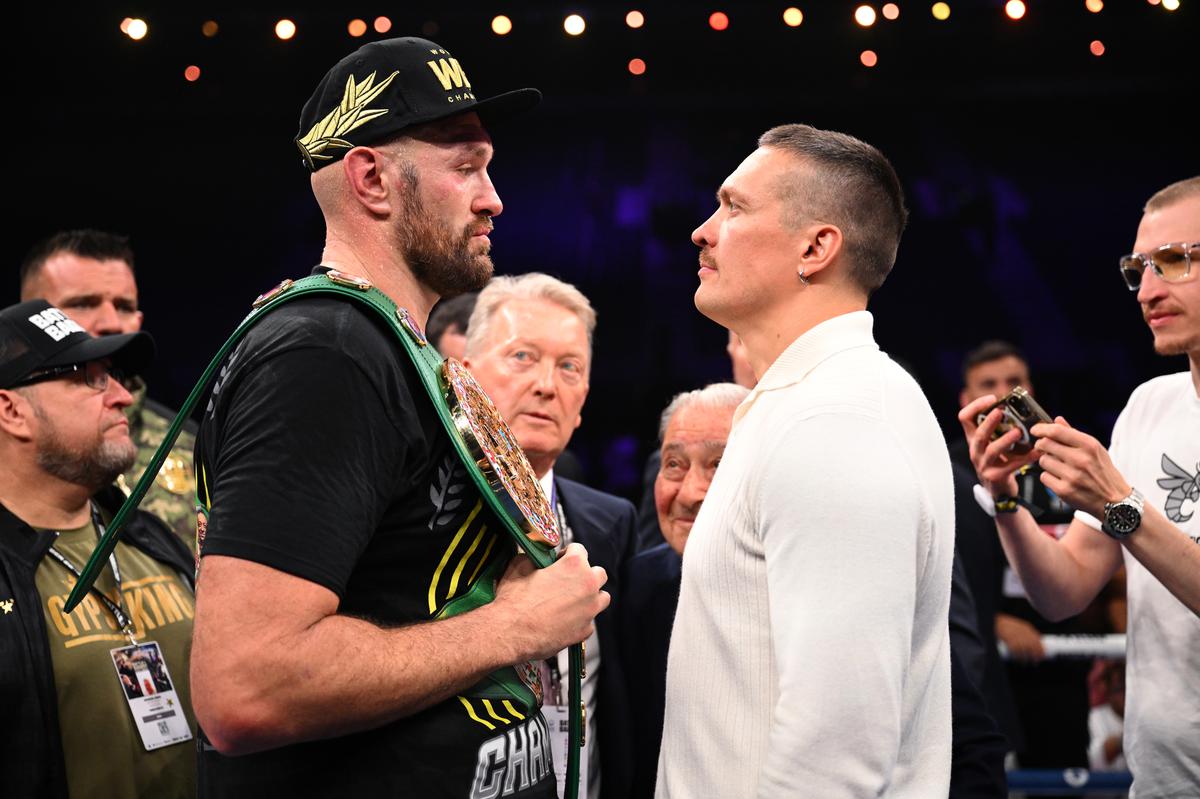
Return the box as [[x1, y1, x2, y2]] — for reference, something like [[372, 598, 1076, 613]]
[[1090, 39, 1105, 55], [120, 18, 132, 33], [348, 19, 367, 37], [860, 49, 879, 67], [564, 14, 586, 35], [374, 16, 392, 33], [1146, 0, 1160, 5], [202, 20, 219, 37], [626, 10, 645, 28], [184, 65, 201, 82], [855, 5, 878, 26], [492, 15, 513, 35], [628, 58, 647, 75], [1005, 0, 1026, 19], [275, 19, 296, 40], [1162, 0, 1179, 9], [783, 7, 804, 26], [126, 18, 148, 40], [883, 3, 901, 19], [1085, 0, 1103, 11], [709, 11, 730, 30], [931, 2, 951, 20]]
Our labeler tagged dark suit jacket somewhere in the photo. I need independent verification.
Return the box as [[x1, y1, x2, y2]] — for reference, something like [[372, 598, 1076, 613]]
[[616, 542, 682, 799], [635, 450, 665, 552], [556, 476, 637, 799], [950, 553, 1009, 797]]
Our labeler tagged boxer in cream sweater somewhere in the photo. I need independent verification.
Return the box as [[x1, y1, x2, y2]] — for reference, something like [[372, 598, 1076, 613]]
[[657, 124, 954, 798]]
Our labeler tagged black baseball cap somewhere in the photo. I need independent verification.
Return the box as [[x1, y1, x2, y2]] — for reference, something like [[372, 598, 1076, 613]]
[[296, 36, 541, 171], [0, 300, 155, 389]]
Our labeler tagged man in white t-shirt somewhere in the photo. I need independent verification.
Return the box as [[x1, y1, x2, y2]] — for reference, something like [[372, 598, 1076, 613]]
[[658, 124, 954, 798], [959, 176, 1200, 797]]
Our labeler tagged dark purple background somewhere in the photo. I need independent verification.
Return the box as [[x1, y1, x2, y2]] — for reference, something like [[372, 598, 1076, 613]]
[[11, 2, 1197, 498]]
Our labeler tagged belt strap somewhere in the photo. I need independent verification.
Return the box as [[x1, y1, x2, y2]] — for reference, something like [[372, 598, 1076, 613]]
[[64, 270, 584, 798]]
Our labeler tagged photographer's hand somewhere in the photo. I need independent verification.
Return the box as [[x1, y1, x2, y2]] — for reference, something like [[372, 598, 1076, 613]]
[[958, 395, 1041, 497], [1031, 418, 1130, 517]]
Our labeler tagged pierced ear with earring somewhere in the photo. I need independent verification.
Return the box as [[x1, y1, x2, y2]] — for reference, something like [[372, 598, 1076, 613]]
[[798, 270, 811, 286]]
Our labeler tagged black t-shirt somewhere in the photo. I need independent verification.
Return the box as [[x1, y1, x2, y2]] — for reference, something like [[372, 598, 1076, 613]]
[[195, 292, 556, 798]]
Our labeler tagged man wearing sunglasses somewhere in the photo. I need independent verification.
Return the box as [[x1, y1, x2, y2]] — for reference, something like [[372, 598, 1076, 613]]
[[0, 299, 196, 799], [959, 177, 1200, 797]]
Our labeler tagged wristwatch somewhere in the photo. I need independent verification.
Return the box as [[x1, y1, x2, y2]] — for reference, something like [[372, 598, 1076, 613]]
[[1102, 487, 1145, 540], [973, 484, 1021, 518]]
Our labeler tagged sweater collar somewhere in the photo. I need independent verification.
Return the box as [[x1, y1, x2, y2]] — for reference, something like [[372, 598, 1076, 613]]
[[734, 310, 877, 426]]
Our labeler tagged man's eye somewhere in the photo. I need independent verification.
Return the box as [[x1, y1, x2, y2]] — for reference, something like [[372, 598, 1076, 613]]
[[662, 460, 688, 477], [512, 350, 532, 362]]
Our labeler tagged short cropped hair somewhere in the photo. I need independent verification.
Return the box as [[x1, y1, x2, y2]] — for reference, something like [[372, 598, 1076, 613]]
[[1144, 176, 1200, 214], [427, 292, 479, 348], [757, 124, 907, 295], [658, 382, 750, 441], [961, 340, 1026, 384], [465, 273, 597, 362], [20, 230, 135, 296]]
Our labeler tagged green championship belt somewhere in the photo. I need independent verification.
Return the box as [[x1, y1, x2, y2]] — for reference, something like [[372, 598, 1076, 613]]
[[64, 270, 586, 798]]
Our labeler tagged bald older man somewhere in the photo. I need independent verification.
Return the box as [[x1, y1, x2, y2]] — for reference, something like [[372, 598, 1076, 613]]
[[620, 383, 746, 799]]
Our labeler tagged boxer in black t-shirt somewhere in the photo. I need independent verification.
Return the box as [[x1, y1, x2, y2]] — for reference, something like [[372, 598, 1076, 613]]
[[190, 39, 609, 798]]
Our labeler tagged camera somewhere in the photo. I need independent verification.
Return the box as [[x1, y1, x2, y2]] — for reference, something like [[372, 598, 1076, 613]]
[[975, 387, 1053, 455]]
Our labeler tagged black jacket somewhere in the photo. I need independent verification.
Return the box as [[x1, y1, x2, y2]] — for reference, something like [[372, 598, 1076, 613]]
[[618, 542, 682, 799], [0, 486, 194, 799], [556, 476, 637, 799]]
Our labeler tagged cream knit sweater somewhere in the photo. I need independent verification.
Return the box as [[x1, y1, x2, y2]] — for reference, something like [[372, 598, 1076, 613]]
[[656, 312, 953, 798]]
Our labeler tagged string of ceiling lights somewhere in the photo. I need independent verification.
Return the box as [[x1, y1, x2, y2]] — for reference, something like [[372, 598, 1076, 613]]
[[117, 1, 1183, 83]]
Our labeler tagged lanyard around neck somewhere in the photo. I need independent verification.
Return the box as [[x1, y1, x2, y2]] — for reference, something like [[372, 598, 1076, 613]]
[[46, 503, 136, 642]]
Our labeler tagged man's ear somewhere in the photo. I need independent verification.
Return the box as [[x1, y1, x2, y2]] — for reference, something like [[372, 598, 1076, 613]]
[[796, 223, 844, 282], [342, 147, 393, 216], [0, 389, 37, 442]]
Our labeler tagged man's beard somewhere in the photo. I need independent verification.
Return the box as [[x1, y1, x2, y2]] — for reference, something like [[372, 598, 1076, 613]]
[[33, 410, 136, 492], [394, 165, 494, 297]]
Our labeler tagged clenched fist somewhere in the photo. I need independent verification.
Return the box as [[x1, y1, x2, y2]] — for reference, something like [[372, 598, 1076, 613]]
[[494, 542, 610, 662]]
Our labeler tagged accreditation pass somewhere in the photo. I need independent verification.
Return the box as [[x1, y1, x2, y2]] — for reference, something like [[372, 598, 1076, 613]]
[[109, 641, 193, 750], [541, 704, 588, 799]]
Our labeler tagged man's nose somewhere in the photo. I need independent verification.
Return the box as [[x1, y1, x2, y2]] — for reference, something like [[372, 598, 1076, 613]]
[[474, 170, 503, 218], [1136, 266, 1169, 305], [91, 302, 124, 336], [677, 465, 709, 509], [692, 212, 718, 248], [531, 360, 557, 396], [106, 373, 135, 409]]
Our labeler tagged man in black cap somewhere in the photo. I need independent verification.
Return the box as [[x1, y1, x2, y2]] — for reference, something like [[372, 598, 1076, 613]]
[[20, 229, 198, 549], [189, 37, 607, 797], [0, 300, 196, 799]]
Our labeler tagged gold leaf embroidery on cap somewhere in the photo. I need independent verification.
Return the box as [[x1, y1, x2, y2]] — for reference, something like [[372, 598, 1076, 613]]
[[297, 70, 400, 165]]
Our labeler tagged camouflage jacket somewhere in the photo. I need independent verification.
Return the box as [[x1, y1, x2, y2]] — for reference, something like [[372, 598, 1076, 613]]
[[119, 379, 198, 552]]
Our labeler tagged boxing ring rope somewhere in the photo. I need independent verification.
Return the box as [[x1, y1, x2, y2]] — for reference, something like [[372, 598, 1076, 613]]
[[1006, 768, 1132, 795], [997, 635, 1132, 795], [997, 633, 1127, 661]]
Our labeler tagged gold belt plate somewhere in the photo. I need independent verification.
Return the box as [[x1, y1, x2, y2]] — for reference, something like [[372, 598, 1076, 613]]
[[442, 359, 560, 548]]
